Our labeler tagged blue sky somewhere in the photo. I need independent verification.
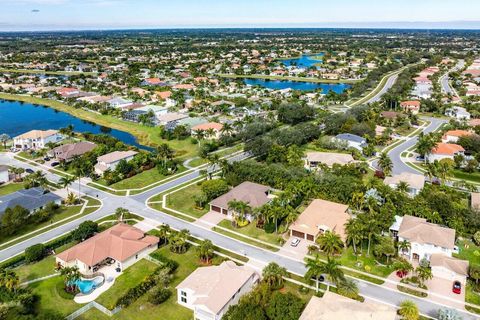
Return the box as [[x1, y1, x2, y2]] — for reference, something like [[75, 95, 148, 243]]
[[1, 0, 480, 31]]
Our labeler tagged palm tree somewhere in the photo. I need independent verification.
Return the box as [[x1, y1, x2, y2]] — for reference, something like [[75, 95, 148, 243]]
[[0, 269, 19, 293], [115, 207, 130, 222], [196, 239, 214, 264], [262, 262, 287, 289], [393, 258, 414, 276], [158, 224, 171, 246], [220, 122, 234, 136], [378, 152, 393, 176], [305, 255, 324, 293], [74, 167, 84, 196], [345, 219, 363, 255], [60, 266, 81, 293], [0, 133, 10, 150], [398, 240, 411, 255], [206, 128, 216, 139], [397, 181, 410, 193], [436, 159, 453, 184], [321, 257, 345, 291], [337, 278, 359, 299], [196, 130, 206, 147], [156, 143, 174, 168], [399, 300, 419, 320], [415, 265, 433, 286], [59, 175, 75, 193], [317, 231, 344, 256], [227, 199, 251, 227], [424, 162, 438, 182]]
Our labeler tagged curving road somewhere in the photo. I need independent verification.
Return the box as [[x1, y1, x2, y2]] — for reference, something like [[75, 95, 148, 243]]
[[440, 59, 464, 97]]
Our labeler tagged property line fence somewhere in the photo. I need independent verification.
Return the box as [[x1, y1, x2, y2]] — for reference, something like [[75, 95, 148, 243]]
[[66, 301, 121, 320]]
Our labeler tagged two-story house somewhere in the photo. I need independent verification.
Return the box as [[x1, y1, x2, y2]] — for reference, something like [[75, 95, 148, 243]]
[[94, 150, 138, 175], [13, 130, 64, 150]]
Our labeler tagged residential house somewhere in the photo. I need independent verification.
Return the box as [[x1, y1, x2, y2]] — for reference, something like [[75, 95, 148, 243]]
[[289, 199, 350, 242], [191, 122, 224, 139], [400, 100, 421, 115], [445, 107, 471, 120], [304, 152, 354, 169], [299, 292, 397, 320], [56, 87, 80, 97], [13, 130, 63, 150], [441, 130, 472, 143], [390, 215, 457, 262], [156, 112, 189, 131], [48, 141, 96, 162], [384, 172, 425, 197], [430, 254, 469, 283], [334, 133, 367, 151], [427, 143, 465, 163], [142, 78, 166, 86], [0, 165, 9, 184], [176, 261, 259, 320], [94, 150, 138, 175], [56, 223, 159, 274], [209, 181, 273, 220], [0, 187, 62, 215]]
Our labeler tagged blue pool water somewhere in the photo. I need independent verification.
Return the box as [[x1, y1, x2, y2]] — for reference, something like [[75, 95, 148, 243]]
[[0, 99, 150, 150], [244, 78, 350, 93], [75, 276, 104, 294], [279, 54, 324, 69]]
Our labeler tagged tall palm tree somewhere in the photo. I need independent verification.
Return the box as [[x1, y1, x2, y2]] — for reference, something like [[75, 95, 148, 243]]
[[317, 231, 344, 256], [396, 181, 410, 194], [196, 239, 214, 264], [337, 278, 359, 299], [415, 265, 433, 286], [378, 152, 393, 176], [0, 133, 10, 150], [60, 266, 81, 293], [220, 122, 234, 136], [399, 300, 419, 320], [74, 167, 84, 196], [345, 219, 363, 255], [158, 224, 171, 246], [398, 240, 411, 255], [59, 175, 75, 194], [305, 255, 324, 293], [262, 262, 287, 289], [321, 257, 345, 291], [156, 143, 174, 168], [115, 207, 130, 222]]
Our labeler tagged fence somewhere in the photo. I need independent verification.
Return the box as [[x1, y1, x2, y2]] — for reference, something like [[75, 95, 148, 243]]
[[66, 301, 121, 320]]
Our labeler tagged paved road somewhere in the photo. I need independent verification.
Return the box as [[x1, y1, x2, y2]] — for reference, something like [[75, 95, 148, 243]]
[[367, 73, 399, 103], [440, 59, 464, 97]]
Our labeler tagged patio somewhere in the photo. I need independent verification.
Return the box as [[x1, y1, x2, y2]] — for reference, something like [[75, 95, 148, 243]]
[[74, 264, 122, 303]]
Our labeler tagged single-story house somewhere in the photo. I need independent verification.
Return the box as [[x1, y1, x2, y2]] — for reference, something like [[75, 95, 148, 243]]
[[334, 133, 367, 151], [380, 111, 401, 120], [427, 143, 465, 163], [391, 215, 457, 262], [56, 223, 159, 275], [191, 122, 224, 140], [383, 172, 425, 197], [441, 130, 472, 143], [209, 181, 273, 220], [445, 107, 471, 120], [48, 141, 96, 162], [94, 150, 138, 175], [299, 291, 397, 320], [289, 199, 350, 242], [400, 100, 421, 115], [430, 253, 469, 284], [176, 261, 259, 320], [0, 187, 62, 215], [0, 165, 9, 184], [304, 152, 354, 169], [13, 129, 64, 150], [156, 112, 189, 131]]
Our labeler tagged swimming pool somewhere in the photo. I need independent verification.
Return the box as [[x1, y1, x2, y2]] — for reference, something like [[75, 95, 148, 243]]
[[75, 276, 104, 294]]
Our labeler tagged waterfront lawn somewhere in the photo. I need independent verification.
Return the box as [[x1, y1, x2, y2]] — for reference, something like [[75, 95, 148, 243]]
[[29, 276, 80, 316], [165, 183, 208, 218], [0, 182, 23, 196], [96, 259, 158, 310], [217, 219, 284, 246], [106, 165, 187, 190]]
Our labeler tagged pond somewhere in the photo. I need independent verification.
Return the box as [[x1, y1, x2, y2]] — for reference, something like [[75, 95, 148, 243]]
[[0, 99, 151, 150], [244, 78, 350, 93], [279, 54, 324, 69]]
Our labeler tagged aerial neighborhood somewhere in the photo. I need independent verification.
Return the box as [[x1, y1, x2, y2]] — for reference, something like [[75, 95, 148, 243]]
[[0, 17, 480, 320]]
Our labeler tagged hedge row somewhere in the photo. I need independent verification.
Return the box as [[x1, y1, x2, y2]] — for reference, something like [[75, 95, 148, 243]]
[[149, 252, 179, 272]]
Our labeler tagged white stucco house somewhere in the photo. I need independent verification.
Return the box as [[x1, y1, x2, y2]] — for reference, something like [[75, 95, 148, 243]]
[[445, 107, 471, 120], [13, 129, 64, 150], [383, 172, 425, 197], [176, 261, 259, 320], [334, 133, 367, 151], [427, 143, 465, 163], [94, 150, 138, 175]]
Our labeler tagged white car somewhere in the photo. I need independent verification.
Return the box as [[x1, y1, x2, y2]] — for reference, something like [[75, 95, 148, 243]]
[[290, 238, 300, 247]]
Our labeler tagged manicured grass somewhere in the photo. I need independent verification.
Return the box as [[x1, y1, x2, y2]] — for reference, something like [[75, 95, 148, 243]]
[[0, 93, 199, 159], [29, 275, 80, 316], [0, 182, 23, 196], [466, 282, 480, 314], [217, 219, 284, 246], [187, 157, 208, 168], [453, 239, 480, 265], [453, 170, 480, 184], [165, 183, 208, 218], [96, 259, 159, 310], [106, 165, 187, 190], [16, 256, 56, 283], [212, 226, 280, 252], [149, 203, 196, 222]]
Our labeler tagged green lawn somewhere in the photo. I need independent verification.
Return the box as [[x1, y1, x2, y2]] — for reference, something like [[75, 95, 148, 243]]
[[466, 282, 480, 314], [217, 219, 284, 246], [453, 170, 480, 184], [16, 256, 56, 283], [106, 165, 187, 190], [149, 203, 196, 222], [165, 183, 208, 218], [212, 225, 280, 252], [453, 239, 480, 265], [95, 259, 158, 309], [187, 157, 208, 168], [0, 182, 23, 196]]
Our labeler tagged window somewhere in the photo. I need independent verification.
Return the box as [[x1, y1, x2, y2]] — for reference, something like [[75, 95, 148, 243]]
[[181, 291, 187, 297], [135, 254, 138, 259], [181, 297, 187, 303]]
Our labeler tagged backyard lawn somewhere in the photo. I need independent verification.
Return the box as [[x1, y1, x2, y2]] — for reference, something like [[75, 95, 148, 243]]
[[29, 276, 80, 316], [0, 182, 23, 196], [166, 183, 208, 218], [16, 256, 56, 283], [453, 239, 480, 265], [217, 219, 284, 246]]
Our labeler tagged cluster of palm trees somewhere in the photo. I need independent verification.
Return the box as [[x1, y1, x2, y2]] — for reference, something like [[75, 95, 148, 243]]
[[377, 152, 393, 176], [59, 266, 81, 293], [423, 159, 453, 185], [23, 170, 48, 189], [227, 200, 252, 227], [8, 166, 25, 182], [0, 269, 19, 293]]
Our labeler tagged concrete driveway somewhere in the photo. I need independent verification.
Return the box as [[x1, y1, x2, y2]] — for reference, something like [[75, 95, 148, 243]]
[[278, 237, 311, 260], [194, 211, 226, 229], [426, 277, 466, 309]]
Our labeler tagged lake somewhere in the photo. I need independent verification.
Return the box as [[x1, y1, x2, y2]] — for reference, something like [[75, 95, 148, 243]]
[[279, 54, 324, 69], [244, 78, 350, 93], [0, 99, 150, 150]]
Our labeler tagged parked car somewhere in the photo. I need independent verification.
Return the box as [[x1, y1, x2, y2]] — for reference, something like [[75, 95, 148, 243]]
[[51, 162, 60, 167], [415, 156, 424, 161], [25, 168, 34, 174], [290, 238, 301, 247], [452, 281, 461, 294], [43, 157, 50, 161]]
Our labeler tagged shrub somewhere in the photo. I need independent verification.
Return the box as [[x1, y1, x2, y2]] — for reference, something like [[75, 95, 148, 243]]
[[148, 288, 172, 305], [264, 222, 275, 234], [473, 231, 480, 246], [201, 179, 229, 201], [24, 244, 46, 263], [149, 253, 179, 272]]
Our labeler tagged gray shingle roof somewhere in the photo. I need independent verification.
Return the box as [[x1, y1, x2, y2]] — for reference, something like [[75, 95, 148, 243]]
[[0, 187, 61, 214], [335, 133, 366, 144]]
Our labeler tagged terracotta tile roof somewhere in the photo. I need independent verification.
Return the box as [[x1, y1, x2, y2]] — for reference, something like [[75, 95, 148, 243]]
[[56, 223, 159, 267], [191, 122, 223, 132], [15, 129, 59, 140], [430, 254, 468, 276], [289, 199, 350, 241], [431, 143, 464, 155], [176, 261, 257, 315], [469, 119, 480, 127], [443, 130, 472, 138], [156, 91, 172, 99], [398, 215, 455, 249], [210, 181, 271, 209]]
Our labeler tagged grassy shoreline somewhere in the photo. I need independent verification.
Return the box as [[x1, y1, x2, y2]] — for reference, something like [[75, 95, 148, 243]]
[[0, 93, 197, 158], [216, 73, 360, 84]]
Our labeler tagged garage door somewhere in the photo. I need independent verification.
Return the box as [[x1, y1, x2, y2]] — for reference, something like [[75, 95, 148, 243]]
[[306, 234, 315, 241], [291, 230, 305, 239], [211, 206, 222, 213]]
